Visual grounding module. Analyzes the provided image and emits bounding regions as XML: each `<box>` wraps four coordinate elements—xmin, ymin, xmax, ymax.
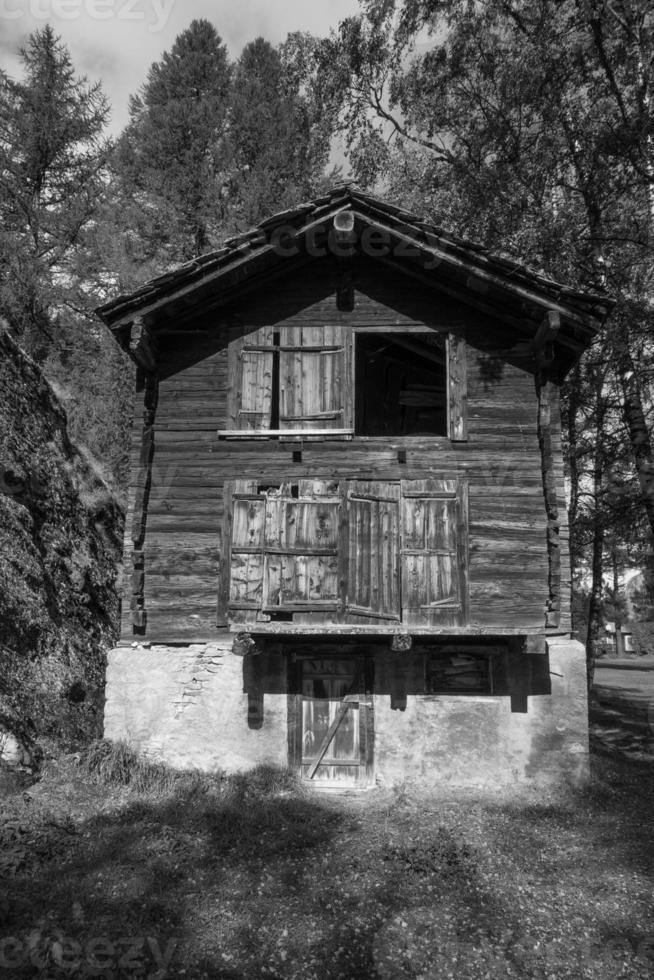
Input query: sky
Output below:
<box><xmin>0</xmin><ymin>0</ymin><xmax>361</xmax><ymax>135</ymax></box>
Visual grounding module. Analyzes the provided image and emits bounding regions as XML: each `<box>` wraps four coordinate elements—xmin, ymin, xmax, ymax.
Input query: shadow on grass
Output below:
<box><xmin>0</xmin><ymin>770</ymin><xmax>347</xmax><ymax>979</ymax></box>
<box><xmin>3</xmin><ymin>753</ymin><xmax>654</xmax><ymax>979</ymax></box>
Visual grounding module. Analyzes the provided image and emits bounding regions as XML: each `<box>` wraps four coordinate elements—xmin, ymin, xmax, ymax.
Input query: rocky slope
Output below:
<box><xmin>0</xmin><ymin>324</ymin><xmax>123</xmax><ymax>761</ymax></box>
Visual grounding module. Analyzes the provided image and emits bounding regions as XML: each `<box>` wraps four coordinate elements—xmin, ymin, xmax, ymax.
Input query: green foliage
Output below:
<box><xmin>80</xmin><ymin>740</ymin><xmax>301</xmax><ymax>802</ymax></box>
<box><xmin>114</xmin><ymin>19</ymin><xmax>231</xmax><ymax>262</ymax></box>
<box><xmin>81</xmin><ymin>740</ymin><xmax>179</xmax><ymax>794</ymax></box>
<box><xmin>323</xmin><ymin>0</ymin><xmax>654</xmax><ymax>648</ymax></box>
<box><xmin>0</xmin><ymin>25</ymin><xmax>110</xmax><ymax>349</ymax></box>
<box><xmin>105</xmin><ymin>23</ymin><xmax>338</xmax><ymax>279</ymax></box>
<box><xmin>627</xmin><ymin>619</ymin><xmax>654</xmax><ymax>656</ymax></box>
<box><xmin>225</xmin><ymin>36</ymin><xmax>336</xmax><ymax>228</ymax></box>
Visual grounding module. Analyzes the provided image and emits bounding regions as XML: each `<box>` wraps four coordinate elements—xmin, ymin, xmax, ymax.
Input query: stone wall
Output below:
<box><xmin>374</xmin><ymin>638</ymin><xmax>589</xmax><ymax>786</ymax></box>
<box><xmin>104</xmin><ymin>636</ymin><xmax>589</xmax><ymax>785</ymax></box>
<box><xmin>104</xmin><ymin>636</ymin><xmax>288</xmax><ymax>772</ymax></box>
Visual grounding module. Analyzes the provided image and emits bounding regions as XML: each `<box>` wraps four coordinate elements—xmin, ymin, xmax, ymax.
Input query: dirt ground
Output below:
<box><xmin>592</xmin><ymin>659</ymin><xmax>654</xmax><ymax>760</ymax></box>
<box><xmin>1</xmin><ymin>745</ymin><xmax>653</xmax><ymax>980</ymax></box>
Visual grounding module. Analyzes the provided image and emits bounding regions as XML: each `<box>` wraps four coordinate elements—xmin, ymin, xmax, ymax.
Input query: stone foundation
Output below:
<box><xmin>104</xmin><ymin>637</ymin><xmax>288</xmax><ymax>772</ymax></box>
<box><xmin>104</xmin><ymin>636</ymin><xmax>589</xmax><ymax>785</ymax></box>
<box><xmin>373</xmin><ymin>637</ymin><xmax>589</xmax><ymax>786</ymax></box>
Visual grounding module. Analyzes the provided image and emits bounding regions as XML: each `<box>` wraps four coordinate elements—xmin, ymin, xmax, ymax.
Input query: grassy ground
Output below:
<box><xmin>1</xmin><ymin>744</ymin><xmax>653</xmax><ymax>980</ymax></box>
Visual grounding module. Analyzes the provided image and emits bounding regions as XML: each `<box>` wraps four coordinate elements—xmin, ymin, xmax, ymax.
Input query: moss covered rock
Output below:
<box><xmin>0</xmin><ymin>325</ymin><xmax>123</xmax><ymax>747</ymax></box>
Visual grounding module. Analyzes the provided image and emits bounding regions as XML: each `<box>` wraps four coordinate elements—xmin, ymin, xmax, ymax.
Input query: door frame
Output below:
<box><xmin>287</xmin><ymin>648</ymin><xmax>374</xmax><ymax>788</ymax></box>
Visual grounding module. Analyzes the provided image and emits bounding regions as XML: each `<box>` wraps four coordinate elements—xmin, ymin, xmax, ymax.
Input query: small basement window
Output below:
<box><xmin>355</xmin><ymin>333</ymin><xmax>447</xmax><ymax>436</ymax></box>
<box><xmin>426</xmin><ymin>652</ymin><xmax>492</xmax><ymax>694</ymax></box>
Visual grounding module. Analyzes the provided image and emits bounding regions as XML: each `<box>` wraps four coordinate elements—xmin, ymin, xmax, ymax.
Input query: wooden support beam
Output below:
<box><xmin>536</xmin><ymin>371</ymin><xmax>561</xmax><ymax>629</ymax></box>
<box><xmin>229</xmin><ymin>624</ymin><xmax>547</xmax><ymax>637</ymax></box>
<box><xmin>130</xmin><ymin>373</ymin><xmax>158</xmax><ymax>634</ymax></box>
<box><xmin>386</xmin><ymin>333</ymin><xmax>447</xmax><ymax>366</ymax></box>
<box><xmin>447</xmin><ymin>333</ymin><xmax>468</xmax><ymax>442</ymax></box>
<box><xmin>129</xmin><ymin>316</ymin><xmax>158</xmax><ymax>372</ymax></box>
<box><xmin>361</xmin><ymin>215</ymin><xmax>596</xmax><ymax>331</ymax></box>
<box><xmin>534</xmin><ymin>311</ymin><xmax>561</xmax><ymax>367</ymax></box>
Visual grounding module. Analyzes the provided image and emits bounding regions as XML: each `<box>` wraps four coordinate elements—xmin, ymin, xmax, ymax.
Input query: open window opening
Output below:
<box><xmin>355</xmin><ymin>333</ymin><xmax>448</xmax><ymax>436</ymax></box>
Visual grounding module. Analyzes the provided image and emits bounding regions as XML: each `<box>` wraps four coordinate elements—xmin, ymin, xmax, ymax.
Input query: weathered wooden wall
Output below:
<box><xmin>119</xmin><ymin>257</ymin><xmax>570</xmax><ymax>642</ymax></box>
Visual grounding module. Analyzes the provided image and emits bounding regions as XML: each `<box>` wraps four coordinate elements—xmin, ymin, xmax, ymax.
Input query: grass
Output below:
<box><xmin>1</xmin><ymin>745</ymin><xmax>653</xmax><ymax>979</ymax></box>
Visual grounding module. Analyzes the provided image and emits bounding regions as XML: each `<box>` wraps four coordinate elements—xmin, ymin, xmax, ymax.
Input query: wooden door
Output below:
<box><xmin>299</xmin><ymin>657</ymin><xmax>372</xmax><ymax>786</ymax></box>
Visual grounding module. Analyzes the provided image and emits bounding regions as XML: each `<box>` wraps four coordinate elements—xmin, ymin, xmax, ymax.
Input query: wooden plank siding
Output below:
<box><xmin>119</xmin><ymin>257</ymin><xmax>571</xmax><ymax>642</ymax></box>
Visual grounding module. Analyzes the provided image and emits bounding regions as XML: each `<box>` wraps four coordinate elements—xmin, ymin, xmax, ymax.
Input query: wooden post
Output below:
<box><xmin>129</xmin><ymin>316</ymin><xmax>158</xmax><ymax>372</ymax></box>
<box><xmin>447</xmin><ymin>333</ymin><xmax>468</xmax><ymax>441</ymax></box>
<box><xmin>536</xmin><ymin>319</ymin><xmax>561</xmax><ymax>629</ymax></box>
<box><xmin>130</xmin><ymin>370</ymin><xmax>158</xmax><ymax>633</ymax></box>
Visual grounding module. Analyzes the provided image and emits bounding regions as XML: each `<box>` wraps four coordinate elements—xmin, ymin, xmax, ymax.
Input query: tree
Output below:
<box><xmin>319</xmin><ymin>0</ymin><xmax>654</xmax><ymax>680</ymax></box>
<box><xmin>109</xmin><ymin>25</ymin><xmax>338</xmax><ymax>275</ymax></box>
<box><xmin>114</xmin><ymin>19</ymin><xmax>231</xmax><ymax>263</ymax></box>
<box><xmin>0</xmin><ymin>25</ymin><xmax>110</xmax><ymax>352</ymax></box>
<box><xmin>224</xmin><ymin>36</ymin><xmax>336</xmax><ymax>228</ymax></box>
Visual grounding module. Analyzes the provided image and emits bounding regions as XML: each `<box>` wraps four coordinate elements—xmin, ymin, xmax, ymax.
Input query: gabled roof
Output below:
<box><xmin>96</xmin><ymin>185</ymin><xmax>614</xmax><ymax>375</ymax></box>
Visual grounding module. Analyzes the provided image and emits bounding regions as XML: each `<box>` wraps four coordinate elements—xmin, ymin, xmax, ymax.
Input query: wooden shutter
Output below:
<box><xmin>447</xmin><ymin>333</ymin><xmax>468</xmax><ymax>441</ymax></box>
<box><xmin>279</xmin><ymin>326</ymin><xmax>351</xmax><ymax>431</ymax></box>
<box><xmin>263</xmin><ymin>481</ymin><xmax>340</xmax><ymax>612</ymax></box>
<box><xmin>401</xmin><ymin>479</ymin><xmax>468</xmax><ymax>627</ymax></box>
<box><xmin>223</xmin><ymin>480</ymin><xmax>266</xmax><ymax>613</ymax></box>
<box><xmin>229</xmin><ymin>327</ymin><xmax>274</xmax><ymax>431</ymax></box>
<box><xmin>346</xmin><ymin>481</ymin><xmax>401</xmax><ymax>621</ymax></box>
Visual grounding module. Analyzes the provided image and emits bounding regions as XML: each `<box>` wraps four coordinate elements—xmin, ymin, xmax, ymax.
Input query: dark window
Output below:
<box><xmin>425</xmin><ymin>651</ymin><xmax>492</xmax><ymax>694</ymax></box>
<box><xmin>355</xmin><ymin>333</ymin><xmax>447</xmax><ymax>436</ymax></box>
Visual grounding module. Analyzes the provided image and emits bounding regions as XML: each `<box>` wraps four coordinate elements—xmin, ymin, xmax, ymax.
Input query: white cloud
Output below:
<box><xmin>0</xmin><ymin>0</ymin><xmax>360</xmax><ymax>133</ymax></box>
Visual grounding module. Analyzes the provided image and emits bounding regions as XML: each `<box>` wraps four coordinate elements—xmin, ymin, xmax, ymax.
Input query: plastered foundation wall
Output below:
<box><xmin>104</xmin><ymin>637</ymin><xmax>288</xmax><ymax>772</ymax></box>
<box><xmin>373</xmin><ymin>638</ymin><xmax>589</xmax><ymax>786</ymax></box>
<box><xmin>104</xmin><ymin>637</ymin><xmax>589</xmax><ymax>785</ymax></box>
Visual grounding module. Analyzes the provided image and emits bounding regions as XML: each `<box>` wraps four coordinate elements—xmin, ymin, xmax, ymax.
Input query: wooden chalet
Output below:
<box><xmin>97</xmin><ymin>187</ymin><xmax>612</xmax><ymax>788</ymax></box>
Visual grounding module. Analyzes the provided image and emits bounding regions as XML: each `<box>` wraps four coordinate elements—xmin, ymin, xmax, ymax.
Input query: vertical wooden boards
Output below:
<box><xmin>298</xmin><ymin>655</ymin><xmax>371</xmax><ymax>786</ymax></box>
<box><xmin>228</xmin><ymin>481</ymin><xmax>266</xmax><ymax>610</ymax></box>
<box><xmin>228</xmin><ymin>327</ymin><xmax>274</xmax><ymax>430</ymax></box>
<box><xmin>400</xmin><ymin>479</ymin><xmax>468</xmax><ymax>628</ymax></box>
<box><xmin>221</xmin><ymin>477</ymin><xmax>469</xmax><ymax>628</ymax></box>
<box><xmin>279</xmin><ymin>325</ymin><xmax>346</xmax><ymax>430</ymax></box>
<box><xmin>346</xmin><ymin>481</ymin><xmax>401</xmax><ymax>621</ymax></box>
<box><xmin>226</xmin><ymin>324</ymin><xmax>352</xmax><ymax>433</ymax></box>
<box><xmin>267</xmin><ymin>481</ymin><xmax>340</xmax><ymax>611</ymax></box>
<box><xmin>447</xmin><ymin>333</ymin><xmax>468</xmax><ymax>441</ymax></box>
<box><xmin>222</xmin><ymin>480</ymin><xmax>341</xmax><ymax>618</ymax></box>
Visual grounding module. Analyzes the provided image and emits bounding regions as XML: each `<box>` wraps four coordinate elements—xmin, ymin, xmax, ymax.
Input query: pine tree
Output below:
<box><xmin>225</xmin><ymin>36</ymin><xmax>335</xmax><ymax>227</ymax></box>
<box><xmin>114</xmin><ymin>19</ymin><xmax>231</xmax><ymax>262</ymax></box>
<box><xmin>0</xmin><ymin>25</ymin><xmax>110</xmax><ymax>352</ymax></box>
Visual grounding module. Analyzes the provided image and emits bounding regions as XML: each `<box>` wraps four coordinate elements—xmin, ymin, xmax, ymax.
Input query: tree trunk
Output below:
<box><xmin>585</xmin><ymin>385</ymin><xmax>606</xmax><ymax>689</ymax></box>
<box><xmin>586</xmin><ymin>511</ymin><xmax>604</xmax><ymax>688</ymax></box>
<box><xmin>612</xmin><ymin>321</ymin><xmax>654</xmax><ymax>540</ymax></box>
<box><xmin>563</xmin><ymin>365</ymin><xmax>581</xmax><ymax>570</ymax></box>
<box><xmin>612</xmin><ymin>547</ymin><xmax>624</xmax><ymax>658</ymax></box>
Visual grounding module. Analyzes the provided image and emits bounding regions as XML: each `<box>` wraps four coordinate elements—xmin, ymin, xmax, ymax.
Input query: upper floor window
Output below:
<box><xmin>224</xmin><ymin>326</ymin><xmax>467</xmax><ymax>440</ymax></box>
<box><xmin>355</xmin><ymin>333</ymin><xmax>447</xmax><ymax>436</ymax></box>
<box><xmin>226</xmin><ymin>325</ymin><xmax>352</xmax><ymax>435</ymax></box>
